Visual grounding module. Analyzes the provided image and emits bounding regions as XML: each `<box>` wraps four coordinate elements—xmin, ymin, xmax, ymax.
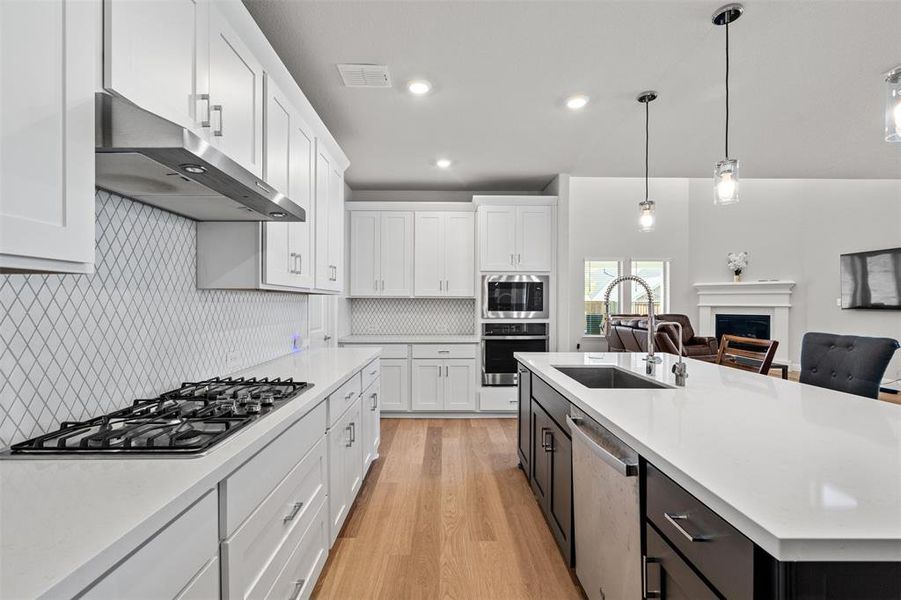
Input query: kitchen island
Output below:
<box><xmin>515</xmin><ymin>352</ymin><xmax>901</xmax><ymax>599</ymax></box>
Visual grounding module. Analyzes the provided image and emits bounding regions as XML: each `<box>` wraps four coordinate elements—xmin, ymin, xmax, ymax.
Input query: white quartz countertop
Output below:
<box><xmin>339</xmin><ymin>334</ymin><xmax>479</xmax><ymax>344</ymax></box>
<box><xmin>0</xmin><ymin>347</ymin><xmax>380</xmax><ymax>600</ymax></box>
<box><xmin>514</xmin><ymin>352</ymin><xmax>901</xmax><ymax>562</ymax></box>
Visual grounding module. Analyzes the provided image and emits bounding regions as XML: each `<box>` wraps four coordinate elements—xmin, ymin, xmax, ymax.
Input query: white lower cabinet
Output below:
<box><xmin>361</xmin><ymin>377</ymin><xmax>381</xmax><ymax>472</ymax></box>
<box><xmin>380</xmin><ymin>358</ymin><xmax>411</xmax><ymax>412</ymax></box>
<box><xmin>262</xmin><ymin>499</ymin><xmax>329</xmax><ymax>600</ymax></box>
<box><xmin>411</xmin><ymin>358</ymin><xmax>477</xmax><ymax>412</ymax></box>
<box><xmin>328</xmin><ymin>395</ymin><xmax>363</xmax><ymax>545</ymax></box>
<box><xmin>82</xmin><ymin>491</ymin><xmax>218</xmax><ymax>599</ymax></box>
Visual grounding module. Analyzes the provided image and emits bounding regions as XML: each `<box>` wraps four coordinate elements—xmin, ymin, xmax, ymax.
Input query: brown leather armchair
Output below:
<box><xmin>605</xmin><ymin>313</ymin><xmax>718</xmax><ymax>359</ymax></box>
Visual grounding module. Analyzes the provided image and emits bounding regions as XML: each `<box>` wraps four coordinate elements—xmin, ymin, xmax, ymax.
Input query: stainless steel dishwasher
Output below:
<box><xmin>567</xmin><ymin>406</ymin><xmax>641</xmax><ymax>600</ymax></box>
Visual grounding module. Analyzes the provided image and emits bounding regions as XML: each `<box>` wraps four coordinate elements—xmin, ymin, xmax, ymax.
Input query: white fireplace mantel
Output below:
<box><xmin>694</xmin><ymin>281</ymin><xmax>795</xmax><ymax>364</ymax></box>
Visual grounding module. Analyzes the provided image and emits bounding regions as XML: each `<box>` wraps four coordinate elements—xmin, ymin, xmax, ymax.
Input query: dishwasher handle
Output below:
<box><xmin>566</xmin><ymin>415</ymin><xmax>638</xmax><ymax>477</ymax></box>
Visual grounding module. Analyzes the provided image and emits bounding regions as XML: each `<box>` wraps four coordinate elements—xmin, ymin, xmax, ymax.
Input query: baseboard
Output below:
<box><xmin>381</xmin><ymin>412</ymin><xmax>516</xmax><ymax>419</ymax></box>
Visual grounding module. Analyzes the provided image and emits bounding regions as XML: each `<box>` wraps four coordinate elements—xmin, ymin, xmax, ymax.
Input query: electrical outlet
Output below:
<box><xmin>225</xmin><ymin>349</ymin><xmax>241</xmax><ymax>373</ymax></box>
<box><xmin>835</xmin><ymin>298</ymin><xmax>842</xmax><ymax>307</ymax></box>
<box><xmin>291</xmin><ymin>333</ymin><xmax>302</xmax><ymax>352</ymax></box>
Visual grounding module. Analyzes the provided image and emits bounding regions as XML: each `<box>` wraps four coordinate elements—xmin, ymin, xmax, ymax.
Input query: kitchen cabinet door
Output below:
<box><xmin>379</xmin><ymin>212</ymin><xmax>414</xmax><ymax>296</ymax></box>
<box><xmin>345</xmin><ymin>399</ymin><xmax>364</xmax><ymax>500</ymax></box>
<box><xmin>443</xmin><ymin>212</ymin><xmax>475</xmax><ymax>296</ymax></box>
<box><xmin>262</xmin><ymin>77</ymin><xmax>293</xmax><ymax>288</ymax></box>
<box><xmin>516</xmin><ymin>205</ymin><xmax>552</xmax><ymax>271</ymax></box>
<box><xmin>645</xmin><ymin>525</ymin><xmax>719</xmax><ymax>600</ymax></box>
<box><xmin>413</xmin><ymin>212</ymin><xmax>443</xmax><ymax>296</ymax></box>
<box><xmin>444</xmin><ymin>360</ymin><xmax>477</xmax><ymax>411</ymax></box>
<box><xmin>0</xmin><ymin>0</ymin><xmax>95</xmax><ymax>274</ymax></box>
<box><xmin>530</xmin><ymin>404</ymin><xmax>551</xmax><ymax>507</ymax></box>
<box><xmin>350</xmin><ymin>211</ymin><xmax>380</xmax><ymax>296</ymax></box>
<box><xmin>547</xmin><ymin>420</ymin><xmax>573</xmax><ymax>565</ymax></box>
<box><xmin>479</xmin><ymin>205</ymin><xmax>517</xmax><ymax>271</ymax></box>
<box><xmin>314</xmin><ymin>146</ymin><xmax>333</xmax><ymax>289</ymax></box>
<box><xmin>411</xmin><ymin>360</ymin><xmax>443</xmax><ymax>411</ymax></box>
<box><xmin>327</xmin><ymin>410</ymin><xmax>350</xmax><ymax>544</ymax></box>
<box><xmin>517</xmin><ymin>365</ymin><xmax>531</xmax><ymax>476</ymax></box>
<box><xmin>328</xmin><ymin>166</ymin><xmax>345</xmax><ymax>292</ymax></box>
<box><xmin>379</xmin><ymin>359</ymin><xmax>409</xmax><ymax>412</ymax></box>
<box><xmin>288</xmin><ymin>116</ymin><xmax>316</xmax><ymax>289</ymax></box>
<box><xmin>209</xmin><ymin>5</ymin><xmax>263</xmax><ymax>176</ymax></box>
<box><xmin>362</xmin><ymin>378</ymin><xmax>381</xmax><ymax>472</ymax></box>
<box><xmin>104</xmin><ymin>0</ymin><xmax>208</xmax><ymax>134</ymax></box>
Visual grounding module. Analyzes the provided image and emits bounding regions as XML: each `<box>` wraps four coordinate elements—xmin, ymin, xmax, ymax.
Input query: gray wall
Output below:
<box><xmin>0</xmin><ymin>191</ymin><xmax>308</xmax><ymax>448</ymax></box>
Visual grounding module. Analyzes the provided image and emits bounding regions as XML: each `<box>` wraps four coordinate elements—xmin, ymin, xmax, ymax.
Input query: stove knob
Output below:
<box><xmin>260</xmin><ymin>391</ymin><xmax>275</xmax><ymax>406</ymax></box>
<box><xmin>245</xmin><ymin>400</ymin><xmax>262</xmax><ymax>414</ymax></box>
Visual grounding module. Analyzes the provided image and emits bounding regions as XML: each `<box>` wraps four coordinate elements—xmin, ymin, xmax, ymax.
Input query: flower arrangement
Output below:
<box><xmin>727</xmin><ymin>252</ymin><xmax>749</xmax><ymax>281</ymax></box>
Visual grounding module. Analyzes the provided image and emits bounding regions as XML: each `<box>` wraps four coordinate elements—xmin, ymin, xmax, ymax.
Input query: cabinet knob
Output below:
<box><xmin>211</xmin><ymin>104</ymin><xmax>223</xmax><ymax>136</ymax></box>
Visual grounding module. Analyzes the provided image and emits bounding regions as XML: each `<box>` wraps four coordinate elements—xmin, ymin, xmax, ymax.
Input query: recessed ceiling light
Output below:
<box><xmin>565</xmin><ymin>95</ymin><xmax>589</xmax><ymax>110</ymax></box>
<box><xmin>435</xmin><ymin>158</ymin><xmax>452</xmax><ymax>169</ymax></box>
<box><xmin>407</xmin><ymin>80</ymin><xmax>432</xmax><ymax>95</ymax></box>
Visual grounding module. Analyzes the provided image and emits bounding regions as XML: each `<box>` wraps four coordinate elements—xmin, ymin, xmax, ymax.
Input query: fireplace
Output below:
<box><xmin>716</xmin><ymin>314</ymin><xmax>771</xmax><ymax>341</ymax></box>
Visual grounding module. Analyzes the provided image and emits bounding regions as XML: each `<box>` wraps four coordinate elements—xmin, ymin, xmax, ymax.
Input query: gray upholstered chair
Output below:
<box><xmin>799</xmin><ymin>332</ymin><xmax>899</xmax><ymax>399</ymax></box>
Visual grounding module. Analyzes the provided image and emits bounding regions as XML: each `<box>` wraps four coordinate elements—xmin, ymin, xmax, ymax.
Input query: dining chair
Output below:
<box><xmin>799</xmin><ymin>332</ymin><xmax>899</xmax><ymax>399</ymax></box>
<box><xmin>715</xmin><ymin>335</ymin><xmax>779</xmax><ymax>375</ymax></box>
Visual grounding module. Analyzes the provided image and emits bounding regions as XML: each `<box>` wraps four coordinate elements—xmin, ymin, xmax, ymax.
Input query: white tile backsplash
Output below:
<box><xmin>350</xmin><ymin>297</ymin><xmax>475</xmax><ymax>335</ymax></box>
<box><xmin>0</xmin><ymin>190</ymin><xmax>307</xmax><ymax>448</ymax></box>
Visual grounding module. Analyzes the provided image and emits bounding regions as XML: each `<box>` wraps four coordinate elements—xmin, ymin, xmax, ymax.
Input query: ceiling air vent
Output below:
<box><xmin>337</xmin><ymin>64</ymin><xmax>392</xmax><ymax>88</ymax></box>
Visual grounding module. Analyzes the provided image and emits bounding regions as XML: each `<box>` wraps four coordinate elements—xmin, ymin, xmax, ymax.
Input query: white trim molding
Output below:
<box><xmin>694</xmin><ymin>281</ymin><xmax>795</xmax><ymax>365</ymax></box>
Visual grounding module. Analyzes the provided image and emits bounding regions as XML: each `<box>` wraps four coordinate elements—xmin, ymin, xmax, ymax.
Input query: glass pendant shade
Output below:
<box><xmin>886</xmin><ymin>68</ymin><xmax>901</xmax><ymax>143</ymax></box>
<box><xmin>714</xmin><ymin>158</ymin><xmax>740</xmax><ymax>205</ymax></box>
<box><xmin>638</xmin><ymin>199</ymin><xmax>656</xmax><ymax>232</ymax></box>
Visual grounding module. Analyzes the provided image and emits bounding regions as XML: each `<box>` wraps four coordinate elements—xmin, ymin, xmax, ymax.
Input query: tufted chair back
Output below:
<box><xmin>799</xmin><ymin>332</ymin><xmax>899</xmax><ymax>399</ymax></box>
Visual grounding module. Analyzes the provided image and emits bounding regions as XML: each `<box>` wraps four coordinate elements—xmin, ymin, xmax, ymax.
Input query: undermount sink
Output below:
<box><xmin>554</xmin><ymin>366</ymin><xmax>670</xmax><ymax>389</ymax></box>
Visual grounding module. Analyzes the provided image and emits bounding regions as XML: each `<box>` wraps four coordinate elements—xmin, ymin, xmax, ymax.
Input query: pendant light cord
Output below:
<box><xmin>725</xmin><ymin>20</ymin><xmax>730</xmax><ymax>158</ymax></box>
<box><xmin>645</xmin><ymin>99</ymin><xmax>650</xmax><ymax>202</ymax></box>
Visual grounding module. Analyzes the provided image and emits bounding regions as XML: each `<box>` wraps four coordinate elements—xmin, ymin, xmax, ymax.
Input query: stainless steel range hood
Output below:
<box><xmin>95</xmin><ymin>93</ymin><xmax>305</xmax><ymax>222</ymax></box>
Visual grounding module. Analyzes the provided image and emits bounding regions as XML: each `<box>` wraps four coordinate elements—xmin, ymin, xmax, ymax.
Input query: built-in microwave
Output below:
<box><xmin>482</xmin><ymin>274</ymin><xmax>549</xmax><ymax>319</ymax></box>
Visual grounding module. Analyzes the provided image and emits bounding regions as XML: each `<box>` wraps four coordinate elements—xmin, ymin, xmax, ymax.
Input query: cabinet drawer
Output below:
<box><xmin>411</xmin><ymin>344</ymin><xmax>477</xmax><ymax>359</ymax></box>
<box><xmin>328</xmin><ymin>371</ymin><xmax>362</xmax><ymax>426</ymax></box>
<box><xmin>222</xmin><ymin>401</ymin><xmax>327</xmax><ymax>536</ymax></box>
<box><xmin>223</xmin><ymin>437</ymin><xmax>327</xmax><ymax>599</ymax></box>
<box><xmin>83</xmin><ymin>491</ymin><xmax>217</xmax><ymax>599</ymax></box>
<box><xmin>342</xmin><ymin>343</ymin><xmax>408</xmax><ymax>359</ymax></box>
<box><xmin>530</xmin><ymin>374</ymin><xmax>571</xmax><ymax>434</ymax></box>
<box><xmin>479</xmin><ymin>387</ymin><xmax>518</xmax><ymax>412</ymax></box>
<box><xmin>645</xmin><ymin>463</ymin><xmax>753</xmax><ymax>600</ymax></box>
<box><xmin>261</xmin><ymin>496</ymin><xmax>329</xmax><ymax>600</ymax></box>
<box><xmin>645</xmin><ymin>523</ymin><xmax>718</xmax><ymax>599</ymax></box>
<box><xmin>361</xmin><ymin>359</ymin><xmax>380</xmax><ymax>391</ymax></box>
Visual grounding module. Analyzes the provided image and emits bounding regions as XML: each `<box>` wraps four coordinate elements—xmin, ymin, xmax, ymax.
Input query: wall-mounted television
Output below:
<box><xmin>840</xmin><ymin>247</ymin><xmax>901</xmax><ymax>310</ymax></box>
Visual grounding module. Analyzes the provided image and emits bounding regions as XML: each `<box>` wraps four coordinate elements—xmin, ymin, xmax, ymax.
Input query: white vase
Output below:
<box><xmin>733</xmin><ymin>274</ymin><xmax>741</xmax><ymax>282</ymax></box>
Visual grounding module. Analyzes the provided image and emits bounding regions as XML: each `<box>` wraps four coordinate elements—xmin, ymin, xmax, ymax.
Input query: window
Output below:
<box><xmin>584</xmin><ymin>258</ymin><xmax>671</xmax><ymax>335</ymax></box>
<box><xmin>630</xmin><ymin>260</ymin><xmax>669</xmax><ymax>316</ymax></box>
<box><xmin>584</xmin><ymin>260</ymin><xmax>622</xmax><ymax>335</ymax></box>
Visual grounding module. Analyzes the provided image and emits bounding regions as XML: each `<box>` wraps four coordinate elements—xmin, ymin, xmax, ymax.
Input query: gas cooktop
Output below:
<box><xmin>9</xmin><ymin>377</ymin><xmax>313</xmax><ymax>456</ymax></box>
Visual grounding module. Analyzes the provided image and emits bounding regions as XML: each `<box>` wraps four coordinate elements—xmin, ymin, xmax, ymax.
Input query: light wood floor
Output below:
<box><xmin>312</xmin><ymin>418</ymin><xmax>584</xmax><ymax>600</ymax></box>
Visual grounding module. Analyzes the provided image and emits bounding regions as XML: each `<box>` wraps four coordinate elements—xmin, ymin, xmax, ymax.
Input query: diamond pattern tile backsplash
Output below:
<box><xmin>350</xmin><ymin>298</ymin><xmax>475</xmax><ymax>335</ymax></box>
<box><xmin>0</xmin><ymin>190</ymin><xmax>307</xmax><ymax>448</ymax></box>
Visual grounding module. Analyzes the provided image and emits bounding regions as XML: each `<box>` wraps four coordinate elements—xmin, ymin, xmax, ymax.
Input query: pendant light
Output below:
<box><xmin>712</xmin><ymin>3</ymin><xmax>743</xmax><ymax>205</ymax></box>
<box><xmin>886</xmin><ymin>65</ymin><xmax>901</xmax><ymax>143</ymax></box>
<box><xmin>637</xmin><ymin>91</ymin><xmax>658</xmax><ymax>232</ymax></box>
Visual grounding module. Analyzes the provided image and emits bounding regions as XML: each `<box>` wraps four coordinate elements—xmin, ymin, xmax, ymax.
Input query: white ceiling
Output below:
<box><xmin>243</xmin><ymin>0</ymin><xmax>901</xmax><ymax>191</ymax></box>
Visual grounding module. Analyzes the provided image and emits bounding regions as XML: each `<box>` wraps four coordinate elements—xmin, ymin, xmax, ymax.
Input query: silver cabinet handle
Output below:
<box><xmin>374</xmin><ymin>278</ymin><xmax>379</xmax><ymax>291</ymax></box>
<box><xmin>381</xmin><ymin>279</ymin><xmax>385</xmax><ymax>291</ymax></box>
<box><xmin>439</xmin><ymin>279</ymin><xmax>443</xmax><ymax>292</ymax></box>
<box><xmin>369</xmin><ymin>368</ymin><xmax>378</xmax><ymax>376</ymax></box>
<box><xmin>643</xmin><ymin>556</ymin><xmax>662</xmax><ymax>599</ymax></box>
<box><xmin>438</xmin><ymin>350</ymin><xmax>450</xmax><ymax>354</ymax></box>
<box><xmin>543</xmin><ymin>429</ymin><xmax>554</xmax><ymax>452</ymax></box>
<box><xmin>566</xmin><ymin>415</ymin><xmax>638</xmax><ymax>476</ymax></box>
<box><xmin>371</xmin><ymin>392</ymin><xmax>378</xmax><ymax>411</ymax></box>
<box><xmin>289</xmin><ymin>252</ymin><xmax>297</xmax><ymax>273</ymax></box>
<box><xmin>350</xmin><ymin>422</ymin><xmax>356</xmax><ymax>444</ymax></box>
<box><xmin>445</xmin><ymin>279</ymin><xmax>449</xmax><ymax>292</ymax></box>
<box><xmin>211</xmin><ymin>104</ymin><xmax>223</xmax><ymax>136</ymax></box>
<box><xmin>510</xmin><ymin>253</ymin><xmax>515</xmax><ymax>265</ymax></box>
<box><xmin>283</xmin><ymin>501</ymin><xmax>304</xmax><ymax>523</ymax></box>
<box><xmin>199</xmin><ymin>93</ymin><xmax>211</xmax><ymax>127</ymax></box>
<box><xmin>517</xmin><ymin>253</ymin><xmax>521</xmax><ymax>264</ymax></box>
<box><xmin>438</xmin><ymin>365</ymin><xmax>442</xmax><ymax>377</ymax></box>
<box><xmin>508</xmin><ymin>398</ymin><xmax>518</xmax><ymax>403</ymax></box>
<box><xmin>663</xmin><ymin>512</ymin><xmax>709</xmax><ymax>542</ymax></box>
<box><xmin>297</xmin><ymin>253</ymin><xmax>302</xmax><ymax>274</ymax></box>
<box><xmin>344</xmin><ymin>391</ymin><xmax>354</xmax><ymax>400</ymax></box>
<box><xmin>290</xmin><ymin>579</ymin><xmax>306</xmax><ymax>600</ymax></box>
<box><xmin>445</xmin><ymin>365</ymin><xmax>449</xmax><ymax>377</ymax></box>
<box><xmin>345</xmin><ymin>424</ymin><xmax>353</xmax><ymax>447</ymax></box>
<box><xmin>324</xmin><ymin>334</ymin><xmax>332</xmax><ymax>341</ymax></box>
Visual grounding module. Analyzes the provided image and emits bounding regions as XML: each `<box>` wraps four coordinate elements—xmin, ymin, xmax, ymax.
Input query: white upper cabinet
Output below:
<box><xmin>478</xmin><ymin>204</ymin><xmax>553</xmax><ymax>272</ymax></box>
<box><xmin>0</xmin><ymin>0</ymin><xmax>96</xmax><ymax>274</ymax></box>
<box><xmin>478</xmin><ymin>205</ymin><xmax>517</xmax><ymax>271</ymax></box>
<box><xmin>208</xmin><ymin>5</ymin><xmax>264</xmax><ymax>177</ymax></box>
<box><xmin>414</xmin><ymin>212</ymin><xmax>474</xmax><ymax>297</ymax></box>
<box><xmin>104</xmin><ymin>0</ymin><xmax>209</xmax><ymax>134</ymax></box>
<box><xmin>262</xmin><ymin>76</ymin><xmax>314</xmax><ymax>289</ymax></box>
<box><xmin>349</xmin><ymin>212</ymin><xmax>413</xmax><ymax>297</ymax></box>
<box><xmin>315</xmin><ymin>145</ymin><xmax>345</xmax><ymax>293</ymax></box>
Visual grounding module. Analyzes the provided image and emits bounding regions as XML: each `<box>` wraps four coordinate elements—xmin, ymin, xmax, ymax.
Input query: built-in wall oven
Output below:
<box><xmin>482</xmin><ymin>323</ymin><xmax>548</xmax><ymax>386</ymax></box>
<box><xmin>482</xmin><ymin>274</ymin><xmax>549</xmax><ymax>319</ymax></box>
